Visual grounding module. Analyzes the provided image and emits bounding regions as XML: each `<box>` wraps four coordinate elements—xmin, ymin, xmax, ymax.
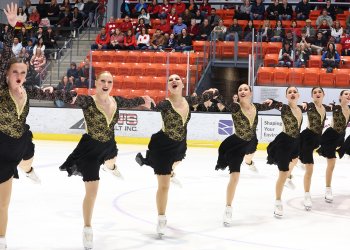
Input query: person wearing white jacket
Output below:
<box><xmin>331</xmin><ymin>20</ymin><xmax>344</xmax><ymax>43</ymax></box>
<box><xmin>137</xmin><ymin>27</ymin><xmax>150</xmax><ymax>50</ymax></box>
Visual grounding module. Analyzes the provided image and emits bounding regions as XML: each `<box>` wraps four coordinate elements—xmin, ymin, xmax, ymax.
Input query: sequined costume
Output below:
<box><xmin>59</xmin><ymin>95</ymin><xmax>145</xmax><ymax>181</ymax></box>
<box><xmin>267</xmin><ymin>104</ymin><xmax>305</xmax><ymax>172</ymax></box>
<box><xmin>0</xmin><ymin>26</ymin><xmax>74</xmax><ymax>183</ymax></box>
<box><xmin>299</xmin><ymin>103</ymin><xmax>332</xmax><ymax>164</ymax></box>
<box><xmin>139</xmin><ymin>93</ymin><xmax>212</xmax><ymax>175</ymax></box>
<box><xmin>317</xmin><ymin>105</ymin><xmax>350</xmax><ymax>159</ymax></box>
<box><xmin>215</xmin><ymin>102</ymin><xmax>275</xmax><ymax>173</ymax></box>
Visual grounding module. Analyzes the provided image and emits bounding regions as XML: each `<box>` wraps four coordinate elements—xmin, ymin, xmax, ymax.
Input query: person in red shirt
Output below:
<box><xmin>147</xmin><ymin>0</ymin><xmax>161</xmax><ymax>18</ymax></box>
<box><xmin>119</xmin><ymin>15</ymin><xmax>133</xmax><ymax>33</ymax></box>
<box><xmin>167</xmin><ymin>8</ymin><xmax>178</xmax><ymax>27</ymax></box>
<box><xmin>91</xmin><ymin>27</ymin><xmax>110</xmax><ymax>50</ymax></box>
<box><xmin>159</xmin><ymin>0</ymin><xmax>172</xmax><ymax>19</ymax></box>
<box><xmin>200</xmin><ymin>0</ymin><xmax>211</xmax><ymax>16</ymax></box>
<box><xmin>341</xmin><ymin>32</ymin><xmax>350</xmax><ymax>56</ymax></box>
<box><xmin>174</xmin><ymin>0</ymin><xmax>186</xmax><ymax>16</ymax></box>
<box><xmin>155</xmin><ymin>17</ymin><xmax>171</xmax><ymax>34</ymax></box>
<box><xmin>188</xmin><ymin>18</ymin><xmax>199</xmax><ymax>40</ymax></box>
<box><xmin>124</xmin><ymin>29</ymin><xmax>136</xmax><ymax>50</ymax></box>
<box><xmin>105</xmin><ymin>16</ymin><xmax>118</xmax><ymax>35</ymax></box>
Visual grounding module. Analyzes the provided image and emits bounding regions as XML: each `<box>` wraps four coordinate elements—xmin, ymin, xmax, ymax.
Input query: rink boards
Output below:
<box><xmin>27</xmin><ymin>107</ymin><xmax>350</xmax><ymax>148</ymax></box>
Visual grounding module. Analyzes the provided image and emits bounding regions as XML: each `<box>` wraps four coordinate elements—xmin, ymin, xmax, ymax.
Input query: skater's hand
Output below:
<box><xmin>301</xmin><ymin>102</ymin><xmax>308</xmax><ymax>110</ymax></box>
<box><xmin>217</xmin><ymin>102</ymin><xmax>225</xmax><ymax>111</ymax></box>
<box><xmin>142</xmin><ymin>95</ymin><xmax>155</xmax><ymax>109</ymax></box>
<box><xmin>4</xmin><ymin>2</ymin><xmax>18</xmax><ymax>28</ymax></box>
<box><xmin>71</xmin><ymin>96</ymin><xmax>77</xmax><ymax>104</ymax></box>
<box><xmin>42</xmin><ymin>86</ymin><xmax>54</xmax><ymax>93</ymax></box>
<box><xmin>263</xmin><ymin>99</ymin><xmax>273</xmax><ymax>106</ymax></box>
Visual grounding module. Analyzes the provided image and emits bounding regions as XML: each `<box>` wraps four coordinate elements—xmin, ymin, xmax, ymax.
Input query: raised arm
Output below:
<box><xmin>185</xmin><ymin>88</ymin><xmax>218</xmax><ymax>107</ymax></box>
<box><xmin>26</xmin><ymin>86</ymin><xmax>76</xmax><ymax>103</ymax></box>
<box><xmin>255</xmin><ymin>99</ymin><xmax>281</xmax><ymax>112</ymax></box>
<box><xmin>114</xmin><ymin>96</ymin><xmax>146</xmax><ymax>109</ymax></box>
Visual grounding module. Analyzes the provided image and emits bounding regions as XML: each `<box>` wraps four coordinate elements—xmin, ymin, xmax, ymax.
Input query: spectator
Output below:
<box><xmin>24</xmin><ymin>0</ymin><xmax>34</xmax><ymax>17</ymax></box>
<box><xmin>138</xmin><ymin>8</ymin><xmax>151</xmax><ymax>25</ymax></box>
<box><xmin>322</xmin><ymin>42</ymin><xmax>340</xmax><ymax>69</ymax></box>
<box><xmin>105</xmin><ymin>16</ymin><xmax>118</xmax><ymax>34</ymax></box>
<box><xmin>317</xmin><ymin>19</ymin><xmax>331</xmax><ymax>39</ymax></box>
<box><xmin>346</xmin><ymin>14</ymin><xmax>350</xmax><ymax>34</ymax></box>
<box><xmin>288</xmin><ymin>20</ymin><xmax>301</xmax><ymax>38</ymax></box>
<box><xmin>341</xmin><ymin>31</ymin><xmax>350</xmax><ymax>56</ymax></box>
<box><xmin>175</xmin><ymin>0</ymin><xmax>186</xmax><ymax>16</ymax></box>
<box><xmin>119</xmin><ymin>15</ymin><xmax>133</xmax><ymax>33</ymax></box>
<box><xmin>71</xmin><ymin>6</ymin><xmax>83</xmax><ymax>35</ymax></box>
<box><xmin>137</xmin><ymin>27</ymin><xmax>150</xmax><ymax>50</ymax></box>
<box><xmin>58</xmin><ymin>7</ymin><xmax>72</xmax><ymax>28</ymax></box>
<box><xmin>155</xmin><ymin>18</ymin><xmax>171</xmax><ymax>35</ymax></box>
<box><xmin>181</xmin><ymin>9</ymin><xmax>193</xmax><ymax>27</ymax></box>
<box><xmin>120</xmin><ymin>0</ymin><xmax>131</xmax><ymax>18</ymax></box>
<box><xmin>18</xmin><ymin>27</ymin><xmax>29</xmax><ymax>47</ymax></box>
<box><xmin>331</xmin><ymin>20</ymin><xmax>344</xmax><ymax>43</ymax></box>
<box><xmin>199</xmin><ymin>0</ymin><xmax>211</xmax><ymax>16</ymax></box>
<box><xmin>164</xmin><ymin>33</ymin><xmax>177</xmax><ymax>51</ymax></box>
<box><xmin>91</xmin><ymin>27</ymin><xmax>110</xmax><ymax>50</ymax></box>
<box><xmin>135</xmin><ymin>18</ymin><xmax>149</xmax><ymax>38</ymax></box>
<box><xmin>79</xmin><ymin>58</ymin><xmax>96</xmax><ymax>85</ymax></box>
<box><xmin>159</xmin><ymin>0</ymin><xmax>172</xmax><ymax>19</ymax></box>
<box><xmin>212</xmin><ymin>19</ymin><xmax>227</xmax><ymax>41</ymax></box>
<box><xmin>294</xmin><ymin>43</ymin><xmax>311</xmax><ymax>67</ymax></box>
<box><xmin>235</xmin><ymin>0</ymin><xmax>251</xmax><ymax>20</ymax></box>
<box><xmin>209</xmin><ymin>8</ymin><xmax>220</xmax><ymax>28</ymax></box>
<box><xmin>173</xmin><ymin>17</ymin><xmax>187</xmax><ymax>36</ymax></box>
<box><xmin>16</xmin><ymin>7</ymin><xmax>27</xmax><ymax>29</ymax></box>
<box><xmin>37</xmin><ymin>0</ymin><xmax>48</xmax><ymax>19</ymax></box>
<box><xmin>147</xmin><ymin>0</ymin><xmax>160</xmax><ymax>19</ymax></box>
<box><xmin>108</xmin><ymin>28</ymin><xmax>125</xmax><ymax>50</ymax></box>
<box><xmin>194</xmin><ymin>9</ymin><xmax>204</xmax><ymax>25</ymax></box>
<box><xmin>243</xmin><ymin>20</ymin><xmax>254</xmax><ymax>41</ymax></box>
<box><xmin>28</xmin><ymin>7</ymin><xmax>40</xmax><ymax>27</ymax></box>
<box><xmin>266</xmin><ymin>0</ymin><xmax>279</xmax><ymax>20</ymax></box>
<box><xmin>25</xmin><ymin>39</ymin><xmax>34</xmax><ymax>59</ymax></box>
<box><xmin>225</xmin><ymin>18</ymin><xmax>243</xmax><ymax>41</ymax></box>
<box><xmin>75</xmin><ymin>0</ymin><xmax>85</xmax><ymax>13</ymax></box>
<box><xmin>149</xmin><ymin>29</ymin><xmax>165</xmax><ymax>51</ymax></box>
<box><xmin>83</xmin><ymin>0</ymin><xmax>98</xmax><ymax>27</ymax></box>
<box><xmin>47</xmin><ymin>0</ymin><xmax>60</xmax><ymax>25</ymax></box>
<box><xmin>188</xmin><ymin>18</ymin><xmax>199</xmax><ymax>40</ymax></box>
<box><xmin>259</xmin><ymin>20</ymin><xmax>273</xmax><ymax>42</ymax></box>
<box><xmin>316</xmin><ymin>9</ymin><xmax>333</xmax><ymax>28</ymax></box>
<box><xmin>197</xmin><ymin>18</ymin><xmax>211</xmax><ymax>40</ymax></box>
<box><xmin>278</xmin><ymin>0</ymin><xmax>293</xmax><ymax>20</ymax></box>
<box><xmin>187</xmin><ymin>0</ymin><xmax>198</xmax><ymax>15</ymax></box>
<box><xmin>75</xmin><ymin>76</ymin><xmax>89</xmax><ymax>88</ymax></box>
<box><xmin>312</xmin><ymin>31</ymin><xmax>327</xmax><ymax>55</ymax></box>
<box><xmin>134</xmin><ymin>0</ymin><xmax>148</xmax><ymax>16</ymax></box>
<box><xmin>18</xmin><ymin>47</ymin><xmax>28</xmax><ymax>60</ymax></box>
<box><xmin>33</xmin><ymin>37</ymin><xmax>46</xmax><ymax>56</ymax></box>
<box><xmin>44</xmin><ymin>26</ymin><xmax>58</xmax><ymax>52</ymax></box>
<box><xmin>323</xmin><ymin>0</ymin><xmax>336</xmax><ymax>21</ymax></box>
<box><xmin>295</xmin><ymin>0</ymin><xmax>311</xmax><ymax>20</ymax></box>
<box><xmin>175</xmin><ymin>28</ymin><xmax>192</xmax><ymax>51</ymax></box>
<box><xmin>57</xmin><ymin>76</ymin><xmax>74</xmax><ymax>91</ymax></box>
<box><xmin>250</xmin><ymin>0</ymin><xmax>265</xmax><ymax>20</ymax></box>
<box><xmin>302</xmin><ymin>19</ymin><xmax>316</xmax><ymax>41</ymax></box>
<box><xmin>278</xmin><ymin>42</ymin><xmax>294</xmax><ymax>67</ymax></box>
<box><xmin>35</xmin><ymin>27</ymin><xmax>44</xmax><ymax>42</ymax></box>
<box><xmin>167</xmin><ymin>8</ymin><xmax>178</xmax><ymax>27</ymax></box>
<box><xmin>12</xmin><ymin>37</ymin><xmax>23</xmax><ymax>57</ymax></box>
<box><xmin>271</xmin><ymin>20</ymin><xmax>285</xmax><ymax>42</ymax></box>
<box><xmin>124</xmin><ymin>29</ymin><xmax>136</xmax><ymax>50</ymax></box>
<box><xmin>24</xmin><ymin>61</ymin><xmax>39</xmax><ymax>88</ymax></box>
<box><xmin>284</xmin><ymin>30</ymin><xmax>295</xmax><ymax>47</ymax></box>
<box><xmin>30</xmin><ymin>48</ymin><xmax>46</xmax><ymax>73</ymax></box>
<box><xmin>67</xmin><ymin>62</ymin><xmax>79</xmax><ymax>79</ymax></box>
<box><xmin>60</xmin><ymin>0</ymin><xmax>71</xmax><ymax>11</ymax></box>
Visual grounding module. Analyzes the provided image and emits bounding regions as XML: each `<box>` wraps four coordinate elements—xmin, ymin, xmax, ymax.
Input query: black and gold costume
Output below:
<box><xmin>138</xmin><ymin>94</ymin><xmax>212</xmax><ymax>175</ymax></box>
<box><xmin>60</xmin><ymin>95</ymin><xmax>145</xmax><ymax>181</ymax></box>
<box><xmin>215</xmin><ymin>102</ymin><xmax>274</xmax><ymax>173</ymax></box>
<box><xmin>0</xmin><ymin>26</ymin><xmax>74</xmax><ymax>183</ymax></box>
<box><xmin>317</xmin><ymin>105</ymin><xmax>350</xmax><ymax>159</ymax></box>
<box><xmin>299</xmin><ymin>102</ymin><xmax>331</xmax><ymax>164</ymax></box>
<box><xmin>267</xmin><ymin>104</ymin><xmax>305</xmax><ymax>172</ymax></box>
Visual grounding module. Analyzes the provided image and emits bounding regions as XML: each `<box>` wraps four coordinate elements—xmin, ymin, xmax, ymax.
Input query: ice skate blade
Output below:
<box><xmin>304</xmin><ymin>206</ymin><xmax>312</xmax><ymax>211</ymax></box>
<box><xmin>223</xmin><ymin>222</ymin><xmax>232</xmax><ymax>227</ymax></box>
<box><xmin>274</xmin><ymin>213</ymin><xmax>283</xmax><ymax>219</ymax></box>
<box><xmin>84</xmin><ymin>247</ymin><xmax>93</xmax><ymax>250</ymax></box>
<box><xmin>325</xmin><ymin>198</ymin><xmax>333</xmax><ymax>203</ymax></box>
<box><xmin>157</xmin><ymin>233</ymin><xmax>164</xmax><ymax>239</ymax></box>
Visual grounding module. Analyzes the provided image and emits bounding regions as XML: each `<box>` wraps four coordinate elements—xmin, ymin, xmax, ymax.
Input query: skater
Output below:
<box><xmin>298</xmin><ymin>87</ymin><xmax>332</xmax><ymax>210</ymax></box>
<box><xmin>317</xmin><ymin>89</ymin><xmax>350</xmax><ymax>203</ymax></box>
<box><xmin>58</xmin><ymin>71</ymin><xmax>152</xmax><ymax>250</ymax></box>
<box><xmin>215</xmin><ymin>83</ymin><xmax>274</xmax><ymax>226</ymax></box>
<box><xmin>135</xmin><ymin>74</ymin><xmax>217</xmax><ymax>237</ymax></box>
<box><xmin>266</xmin><ymin>86</ymin><xmax>305</xmax><ymax>218</ymax></box>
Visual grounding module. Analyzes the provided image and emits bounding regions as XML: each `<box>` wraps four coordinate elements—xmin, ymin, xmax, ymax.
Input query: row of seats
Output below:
<box><xmin>74</xmin><ymin>88</ymin><xmax>167</xmax><ymax>103</ymax></box>
<box><xmin>264</xmin><ymin>54</ymin><xmax>350</xmax><ymax>68</ymax></box>
<box><xmin>89</xmin><ymin>50</ymin><xmax>206</xmax><ymax>64</ymax></box>
<box><xmin>257</xmin><ymin>67</ymin><xmax>350</xmax><ymax>87</ymax></box>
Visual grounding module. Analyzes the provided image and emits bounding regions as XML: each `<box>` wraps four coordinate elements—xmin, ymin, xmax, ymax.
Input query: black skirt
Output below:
<box><xmin>215</xmin><ymin>134</ymin><xmax>251</xmax><ymax>173</ymax></box>
<box><xmin>267</xmin><ymin>132</ymin><xmax>299</xmax><ymax>172</ymax></box>
<box><xmin>59</xmin><ymin>134</ymin><xmax>118</xmax><ymax>182</ymax></box>
<box><xmin>245</xmin><ymin>134</ymin><xmax>258</xmax><ymax>155</ymax></box>
<box><xmin>144</xmin><ymin>130</ymin><xmax>187</xmax><ymax>175</ymax></box>
<box><xmin>317</xmin><ymin>127</ymin><xmax>345</xmax><ymax>159</ymax></box>
<box><xmin>338</xmin><ymin>135</ymin><xmax>350</xmax><ymax>159</ymax></box>
<box><xmin>0</xmin><ymin>126</ymin><xmax>35</xmax><ymax>184</ymax></box>
<box><xmin>299</xmin><ymin>128</ymin><xmax>321</xmax><ymax>164</ymax></box>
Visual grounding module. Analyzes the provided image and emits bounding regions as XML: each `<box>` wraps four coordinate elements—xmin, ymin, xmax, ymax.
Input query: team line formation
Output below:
<box><xmin>1</xmin><ymin>3</ymin><xmax>350</xmax><ymax>250</ymax></box>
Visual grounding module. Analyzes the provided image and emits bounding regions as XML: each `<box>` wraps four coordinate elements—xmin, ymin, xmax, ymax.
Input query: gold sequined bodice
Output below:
<box><xmin>76</xmin><ymin>95</ymin><xmax>144</xmax><ymax>142</ymax></box>
<box><xmin>279</xmin><ymin>104</ymin><xmax>303</xmax><ymax>138</ymax></box>
<box><xmin>332</xmin><ymin>105</ymin><xmax>350</xmax><ymax>134</ymax></box>
<box><xmin>306</xmin><ymin>102</ymin><xmax>331</xmax><ymax>135</ymax></box>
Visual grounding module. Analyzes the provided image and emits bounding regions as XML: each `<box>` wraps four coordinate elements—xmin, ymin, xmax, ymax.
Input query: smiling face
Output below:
<box><xmin>168</xmin><ymin>74</ymin><xmax>184</xmax><ymax>95</ymax></box>
<box><xmin>311</xmin><ymin>87</ymin><xmax>324</xmax><ymax>102</ymax></box>
<box><xmin>286</xmin><ymin>87</ymin><xmax>299</xmax><ymax>102</ymax></box>
<box><xmin>7</xmin><ymin>62</ymin><xmax>27</xmax><ymax>90</ymax></box>
<box><xmin>339</xmin><ymin>90</ymin><xmax>350</xmax><ymax>104</ymax></box>
<box><xmin>237</xmin><ymin>84</ymin><xmax>252</xmax><ymax>101</ymax></box>
<box><xmin>95</xmin><ymin>72</ymin><xmax>114</xmax><ymax>95</ymax></box>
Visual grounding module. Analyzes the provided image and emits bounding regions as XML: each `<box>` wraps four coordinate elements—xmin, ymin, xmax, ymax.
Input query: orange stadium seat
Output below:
<box><xmin>169</xmin><ymin>64</ymin><xmax>187</xmax><ymax>78</ymax></box>
<box><xmin>319</xmin><ymin>68</ymin><xmax>335</xmax><ymax>87</ymax></box>
<box><xmin>334</xmin><ymin>69</ymin><xmax>350</xmax><ymax>87</ymax></box>
<box><xmin>151</xmin><ymin>18</ymin><xmax>161</xmax><ymax>26</ymax></box>
<box><xmin>90</xmin><ymin>51</ymin><xmax>102</xmax><ymax>62</ymax></box>
<box><xmin>153</xmin><ymin>52</ymin><xmax>168</xmax><ymax>64</ymax></box>
<box><xmin>74</xmin><ymin>88</ymin><xmax>88</xmax><ymax>95</ymax></box>
<box><xmin>111</xmin><ymin>88</ymin><xmax>131</xmax><ymax>98</ymax></box>
<box><xmin>192</xmin><ymin>41</ymin><xmax>210</xmax><ymax>52</ymax></box>
<box><xmin>122</xmin><ymin>76</ymin><xmax>137</xmax><ymax>89</ymax></box>
<box><xmin>130</xmin><ymin>63</ymin><xmax>145</xmax><ymax>76</ymax></box>
<box><xmin>264</xmin><ymin>54</ymin><xmax>279</xmax><ymax>67</ymax></box>
<box><xmin>116</xmin><ymin>63</ymin><xmax>132</xmax><ymax>75</ymax></box>
<box><xmin>309</xmin><ymin>10</ymin><xmax>320</xmax><ymax>20</ymax></box>
<box><xmin>303</xmin><ymin>68</ymin><xmax>320</xmax><ymax>86</ymax></box>
<box><xmin>135</xmin><ymin>76</ymin><xmax>151</xmax><ymax>89</ymax></box>
<box><xmin>150</xmin><ymin>76</ymin><xmax>167</xmax><ymax>90</ymax></box>
<box><xmin>139</xmin><ymin>51</ymin><xmax>154</xmax><ymax>63</ymax></box>
<box><xmin>155</xmin><ymin>64</ymin><xmax>168</xmax><ymax>77</ymax></box>
<box><xmin>266</xmin><ymin>42</ymin><xmax>282</xmax><ymax>54</ymax></box>
<box><xmin>288</xmin><ymin>68</ymin><xmax>304</xmax><ymax>86</ymax></box>
<box><xmin>308</xmin><ymin>55</ymin><xmax>322</xmax><ymax>68</ymax></box>
<box><xmin>257</xmin><ymin>67</ymin><xmax>273</xmax><ymax>85</ymax></box>
<box><xmin>273</xmin><ymin>67</ymin><xmax>289</xmax><ymax>85</ymax></box>
<box><xmin>237</xmin><ymin>20</ymin><xmax>248</xmax><ymax>28</ymax></box>
<box><xmin>125</xmin><ymin>51</ymin><xmax>141</xmax><ymax>63</ymax></box>
<box><xmin>238</xmin><ymin>42</ymin><xmax>252</xmax><ymax>57</ymax></box>
<box><xmin>112</xmin><ymin>75</ymin><xmax>124</xmax><ymax>87</ymax></box>
<box><xmin>129</xmin><ymin>89</ymin><xmax>145</xmax><ymax>97</ymax></box>
<box><xmin>341</xmin><ymin>56</ymin><xmax>350</xmax><ymax>69</ymax></box>
<box><xmin>104</xmin><ymin>62</ymin><xmax>118</xmax><ymax>75</ymax></box>
<box><xmin>114</xmin><ymin>51</ymin><xmax>128</xmax><ymax>62</ymax></box>
<box><xmin>142</xmin><ymin>63</ymin><xmax>158</xmax><ymax>76</ymax></box>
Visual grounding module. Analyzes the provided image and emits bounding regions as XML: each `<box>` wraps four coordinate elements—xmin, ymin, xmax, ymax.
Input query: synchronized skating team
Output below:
<box><xmin>1</xmin><ymin>3</ymin><xmax>350</xmax><ymax>250</ymax></box>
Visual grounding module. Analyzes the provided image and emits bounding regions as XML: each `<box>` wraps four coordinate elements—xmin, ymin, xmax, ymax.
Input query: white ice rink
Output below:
<box><xmin>6</xmin><ymin>140</ymin><xmax>350</xmax><ymax>250</ymax></box>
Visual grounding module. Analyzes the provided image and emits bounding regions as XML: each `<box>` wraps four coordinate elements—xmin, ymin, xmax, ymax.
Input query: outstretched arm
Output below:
<box><xmin>114</xmin><ymin>96</ymin><xmax>146</xmax><ymax>109</ymax></box>
<box><xmin>26</xmin><ymin>86</ymin><xmax>76</xmax><ymax>103</ymax></box>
